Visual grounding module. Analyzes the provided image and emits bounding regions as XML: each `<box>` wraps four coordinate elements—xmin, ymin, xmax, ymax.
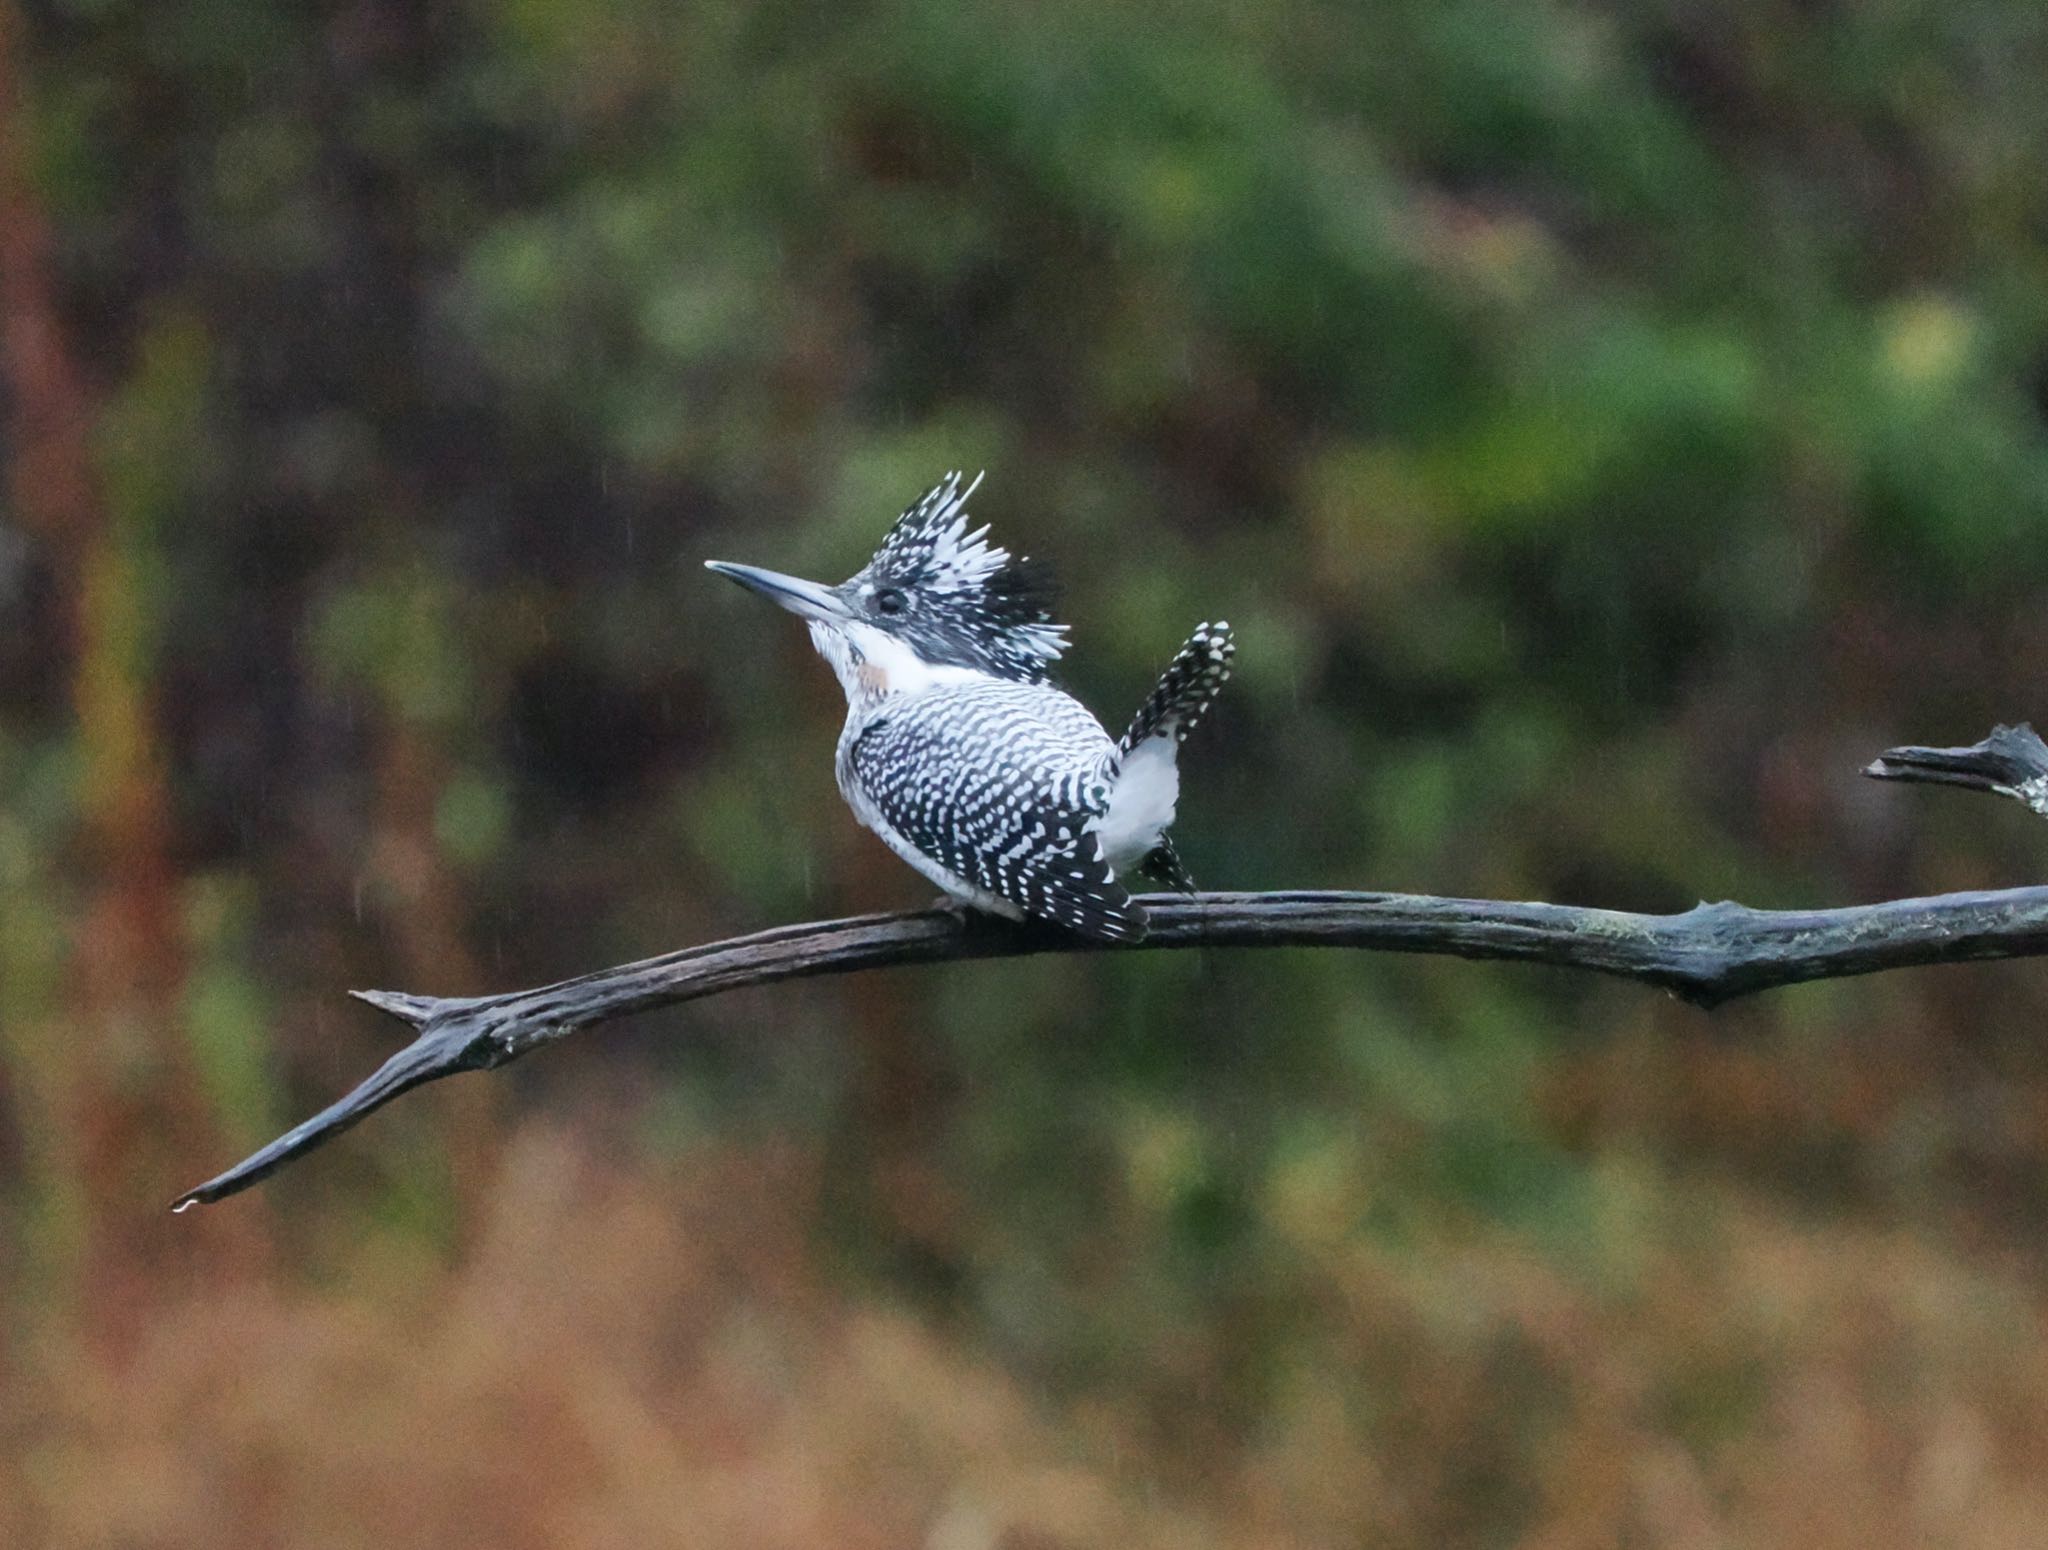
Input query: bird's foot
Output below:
<box><xmin>928</xmin><ymin>894</ymin><xmax>977</xmax><ymax>930</ymax></box>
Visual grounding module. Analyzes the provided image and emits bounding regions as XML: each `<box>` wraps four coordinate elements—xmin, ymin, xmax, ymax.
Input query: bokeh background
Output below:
<box><xmin>6</xmin><ymin>0</ymin><xmax>2048</xmax><ymax>1544</ymax></box>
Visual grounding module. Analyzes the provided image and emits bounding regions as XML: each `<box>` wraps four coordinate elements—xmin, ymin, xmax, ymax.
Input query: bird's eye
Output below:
<box><xmin>873</xmin><ymin>587</ymin><xmax>908</xmax><ymax>616</ymax></box>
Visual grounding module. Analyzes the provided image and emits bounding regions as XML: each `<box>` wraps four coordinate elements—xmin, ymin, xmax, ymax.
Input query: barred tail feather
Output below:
<box><xmin>1118</xmin><ymin>621</ymin><xmax>1235</xmax><ymax>758</ymax></box>
<box><xmin>1096</xmin><ymin>622</ymin><xmax>1233</xmax><ymax>881</ymax></box>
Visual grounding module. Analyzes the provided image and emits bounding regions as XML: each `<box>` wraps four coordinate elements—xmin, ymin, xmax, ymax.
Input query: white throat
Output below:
<box><xmin>810</xmin><ymin>619</ymin><xmax>992</xmax><ymax>716</ymax></box>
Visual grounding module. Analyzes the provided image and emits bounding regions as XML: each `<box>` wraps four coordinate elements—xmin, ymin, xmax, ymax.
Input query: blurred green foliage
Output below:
<box><xmin>8</xmin><ymin>0</ymin><xmax>2048</xmax><ymax>1542</ymax></box>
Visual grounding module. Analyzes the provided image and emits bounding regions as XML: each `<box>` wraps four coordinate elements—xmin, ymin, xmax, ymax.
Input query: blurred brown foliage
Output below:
<box><xmin>15</xmin><ymin>1128</ymin><xmax>2048</xmax><ymax>1548</ymax></box>
<box><xmin>8</xmin><ymin>0</ymin><xmax>2048</xmax><ymax>1543</ymax></box>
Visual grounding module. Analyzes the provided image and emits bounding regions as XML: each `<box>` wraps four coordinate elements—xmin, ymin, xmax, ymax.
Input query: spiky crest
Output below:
<box><xmin>845</xmin><ymin>472</ymin><xmax>1069</xmax><ymax>681</ymax></box>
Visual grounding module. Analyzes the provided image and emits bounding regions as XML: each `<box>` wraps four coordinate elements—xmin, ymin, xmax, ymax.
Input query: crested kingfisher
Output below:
<box><xmin>706</xmin><ymin>472</ymin><xmax>1233</xmax><ymax>942</ymax></box>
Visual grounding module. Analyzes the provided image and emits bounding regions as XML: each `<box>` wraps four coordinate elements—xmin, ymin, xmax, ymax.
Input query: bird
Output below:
<box><xmin>1864</xmin><ymin>723</ymin><xmax>2048</xmax><ymax>816</ymax></box>
<box><xmin>705</xmin><ymin>471</ymin><xmax>1233</xmax><ymax>943</ymax></box>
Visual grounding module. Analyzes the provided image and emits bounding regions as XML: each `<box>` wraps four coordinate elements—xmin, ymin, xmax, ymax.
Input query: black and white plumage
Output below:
<box><xmin>707</xmin><ymin>473</ymin><xmax>1233</xmax><ymax>942</ymax></box>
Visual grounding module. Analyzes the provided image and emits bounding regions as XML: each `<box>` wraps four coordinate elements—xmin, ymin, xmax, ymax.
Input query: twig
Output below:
<box><xmin>172</xmin><ymin>725</ymin><xmax>2048</xmax><ymax>1210</ymax></box>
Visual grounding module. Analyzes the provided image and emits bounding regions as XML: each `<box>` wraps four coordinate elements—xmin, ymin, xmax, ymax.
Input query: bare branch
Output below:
<box><xmin>172</xmin><ymin>726</ymin><xmax>2048</xmax><ymax>1211</ymax></box>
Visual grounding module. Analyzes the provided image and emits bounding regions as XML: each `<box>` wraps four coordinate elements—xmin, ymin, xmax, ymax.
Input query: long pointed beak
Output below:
<box><xmin>704</xmin><ymin>561</ymin><xmax>852</xmax><ymax>623</ymax></box>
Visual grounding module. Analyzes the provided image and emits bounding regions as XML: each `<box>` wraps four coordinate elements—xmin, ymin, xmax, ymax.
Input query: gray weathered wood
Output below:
<box><xmin>171</xmin><ymin>724</ymin><xmax>2048</xmax><ymax>1211</ymax></box>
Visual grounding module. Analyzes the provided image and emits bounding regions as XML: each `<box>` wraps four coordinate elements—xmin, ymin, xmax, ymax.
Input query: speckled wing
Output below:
<box><xmin>845</xmin><ymin>685</ymin><xmax>1147</xmax><ymax>943</ymax></box>
<box><xmin>1139</xmin><ymin>834</ymin><xmax>1198</xmax><ymax>892</ymax></box>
